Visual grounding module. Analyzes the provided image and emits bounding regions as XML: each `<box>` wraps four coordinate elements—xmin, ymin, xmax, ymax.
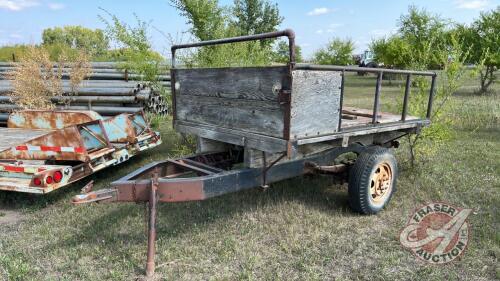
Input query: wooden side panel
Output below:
<box><xmin>290</xmin><ymin>70</ymin><xmax>341</xmax><ymax>139</ymax></box>
<box><xmin>174</xmin><ymin>66</ymin><xmax>289</xmax><ymax>139</ymax></box>
<box><xmin>176</xmin><ymin>95</ymin><xmax>284</xmax><ymax>138</ymax></box>
<box><xmin>176</xmin><ymin>120</ymin><xmax>288</xmax><ymax>153</ymax></box>
<box><xmin>174</xmin><ymin>66</ymin><xmax>289</xmax><ymax>101</ymax></box>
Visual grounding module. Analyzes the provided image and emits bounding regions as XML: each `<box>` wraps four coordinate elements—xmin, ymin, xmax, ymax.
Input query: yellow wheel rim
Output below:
<box><xmin>370</xmin><ymin>162</ymin><xmax>393</xmax><ymax>203</ymax></box>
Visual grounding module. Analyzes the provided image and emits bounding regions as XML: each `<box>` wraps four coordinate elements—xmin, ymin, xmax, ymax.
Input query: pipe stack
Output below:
<box><xmin>0</xmin><ymin>62</ymin><xmax>170</xmax><ymax>117</ymax></box>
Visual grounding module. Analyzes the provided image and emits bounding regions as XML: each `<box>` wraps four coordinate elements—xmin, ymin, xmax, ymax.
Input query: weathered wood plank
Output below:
<box><xmin>290</xmin><ymin>70</ymin><xmax>341</xmax><ymax>139</ymax></box>
<box><xmin>196</xmin><ymin>137</ymin><xmax>229</xmax><ymax>154</ymax></box>
<box><xmin>174</xmin><ymin>66</ymin><xmax>290</xmax><ymax>101</ymax></box>
<box><xmin>175</xmin><ymin>120</ymin><xmax>288</xmax><ymax>153</ymax></box>
<box><xmin>244</xmin><ymin>141</ymin><xmax>339</xmax><ymax>168</ymax></box>
<box><xmin>296</xmin><ymin>119</ymin><xmax>428</xmax><ymax>145</ymax></box>
<box><xmin>176</xmin><ymin>95</ymin><xmax>284</xmax><ymax>138</ymax></box>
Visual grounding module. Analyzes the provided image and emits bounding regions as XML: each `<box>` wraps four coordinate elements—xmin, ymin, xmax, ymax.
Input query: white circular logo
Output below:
<box><xmin>399</xmin><ymin>202</ymin><xmax>472</xmax><ymax>264</ymax></box>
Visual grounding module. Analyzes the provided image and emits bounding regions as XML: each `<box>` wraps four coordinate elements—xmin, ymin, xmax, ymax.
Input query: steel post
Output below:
<box><xmin>146</xmin><ymin>170</ymin><xmax>159</xmax><ymax>277</ymax></box>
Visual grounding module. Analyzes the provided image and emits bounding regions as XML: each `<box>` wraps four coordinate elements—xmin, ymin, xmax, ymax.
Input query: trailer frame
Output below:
<box><xmin>73</xmin><ymin>29</ymin><xmax>436</xmax><ymax>277</ymax></box>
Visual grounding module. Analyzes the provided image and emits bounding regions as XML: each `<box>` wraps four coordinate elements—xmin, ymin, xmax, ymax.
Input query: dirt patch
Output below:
<box><xmin>0</xmin><ymin>209</ymin><xmax>23</xmax><ymax>226</ymax></box>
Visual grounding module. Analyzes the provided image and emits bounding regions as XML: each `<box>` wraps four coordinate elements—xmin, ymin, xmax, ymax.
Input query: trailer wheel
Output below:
<box><xmin>348</xmin><ymin>147</ymin><xmax>397</xmax><ymax>214</ymax></box>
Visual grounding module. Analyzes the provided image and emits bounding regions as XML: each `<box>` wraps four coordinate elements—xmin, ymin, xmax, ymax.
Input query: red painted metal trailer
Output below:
<box><xmin>0</xmin><ymin>110</ymin><xmax>161</xmax><ymax>193</ymax></box>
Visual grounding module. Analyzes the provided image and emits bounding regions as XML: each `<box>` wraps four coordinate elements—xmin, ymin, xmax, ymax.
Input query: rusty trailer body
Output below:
<box><xmin>0</xmin><ymin>110</ymin><xmax>161</xmax><ymax>193</ymax></box>
<box><xmin>73</xmin><ymin>30</ymin><xmax>437</xmax><ymax>277</ymax></box>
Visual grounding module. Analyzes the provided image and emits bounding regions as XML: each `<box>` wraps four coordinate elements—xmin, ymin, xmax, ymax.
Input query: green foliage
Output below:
<box><xmin>170</xmin><ymin>0</ymin><xmax>283</xmax><ymax>67</ymax></box>
<box><xmin>370</xmin><ymin>37</ymin><xmax>412</xmax><ymax>68</ymax></box>
<box><xmin>313</xmin><ymin>38</ymin><xmax>354</xmax><ymax>65</ymax></box>
<box><xmin>170</xmin><ymin>0</ymin><xmax>227</xmax><ymax>41</ymax></box>
<box><xmin>99</xmin><ymin>10</ymin><xmax>170</xmax><ymax>111</ymax></box>
<box><xmin>397</xmin><ymin>6</ymin><xmax>448</xmax><ymax>69</ymax></box>
<box><xmin>272</xmin><ymin>40</ymin><xmax>303</xmax><ymax>63</ymax></box>
<box><xmin>99</xmin><ymin>11</ymin><xmax>167</xmax><ymax>78</ymax></box>
<box><xmin>0</xmin><ymin>45</ymin><xmax>28</xmax><ymax>62</ymax></box>
<box><xmin>405</xmin><ymin>35</ymin><xmax>469</xmax><ymax>165</ymax></box>
<box><xmin>232</xmin><ymin>0</ymin><xmax>282</xmax><ymax>39</ymax></box>
<box><xmin>42</xmin><ymin>26</ymin><xmax>109</xmax><ymax>57</ymax></box>
<box><xmin>457</xmin><ymin>7</ymin><xmax>499</xmax><ymax>94</ymax></box>
<box><xmin>371</xmin><ymin>6</ymin><xmax>449</xmax><ymax>69</ymax></box>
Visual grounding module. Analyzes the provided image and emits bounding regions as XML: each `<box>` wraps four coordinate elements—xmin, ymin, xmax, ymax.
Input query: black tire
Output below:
<box><xmin>348</xmin><ymin>147</ymin><xmax>397</xmax><ymax>214</ymax></box>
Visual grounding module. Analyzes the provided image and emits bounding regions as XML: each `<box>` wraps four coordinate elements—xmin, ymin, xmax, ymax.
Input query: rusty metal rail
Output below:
<box><xmin>171</xmin><ymin>29</ymin><xmax>296</xmax><ymax>67</ymax></box>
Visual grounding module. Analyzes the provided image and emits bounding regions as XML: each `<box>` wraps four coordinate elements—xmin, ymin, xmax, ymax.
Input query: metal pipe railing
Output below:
<box><xmin>296</xmin><ymin>63</ymin><xmax>438</xmax><ymax>128</ymax></box>
<box><xmin>402</xmin><ymin>74</ymin><xmax>412</xmax><ymax>121</ymax></box>
<box><xmin>427</xmin><ymin>75</ymin><xmax>437</xmax><ymax>119</ymax></box>
<box><xmin>171</xmin><ymin>29</ymin><xmax>296</xmax><ymax>68</ymax></box>
<box><xmin>295</xmin><ymin>64</ymin><xmax>436</xmax><ymax>76</ymax></box>
<box><xmin>373</xmin><ymin>72</ymin><xmax>383</xmax><ymax>124</ymax></box>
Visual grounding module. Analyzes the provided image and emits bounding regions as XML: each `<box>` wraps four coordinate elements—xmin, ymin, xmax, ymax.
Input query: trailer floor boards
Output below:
<box><xmin>340</xmin><ymin>107</ymin><xmax>418</xmax><ymax>129</ymax></box>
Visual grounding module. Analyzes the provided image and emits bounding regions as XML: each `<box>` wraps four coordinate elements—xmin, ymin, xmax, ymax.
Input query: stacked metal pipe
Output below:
<box><xmin>0</xmin><ymin>62</ymin><xmax>170</xmax><ymax>118</ymax></box>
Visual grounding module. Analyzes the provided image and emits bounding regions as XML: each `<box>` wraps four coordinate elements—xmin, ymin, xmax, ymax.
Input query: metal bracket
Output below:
<box><xmin>261</xmin><ymin>151</ymin><xmax>287</xmax><ymax>189</ymax></box>
<box><xmin>72</xmin><ymin>188</ymin><xmax>117</xmax><ymax>204</ymax></box>
<box><xmin>278</xmin><ymin>89</ymin><xmax>291</xmax><ymax>105</ymax></box>
<box><xmin>279</xmin><ymin>89</ymin><xmax>292</xmax><ymax>141</ymax></box>
<box><xmin>342</xmin><ymin>136</ymin><xmax>349</xmax><ymax>147</ymax></box>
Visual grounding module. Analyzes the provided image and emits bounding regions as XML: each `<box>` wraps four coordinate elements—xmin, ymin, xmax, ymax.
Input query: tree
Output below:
<box><xmin>397</xmin><ymin>6</ymin><xmax>448</xmax><ymax>69</ymax></box>
<box><xmin>370</xmin><ymin>36</ymin><xmax>414</xmax><ymax>68</ymax></box>
<box><xmin>170</xmin><ymin>0</ymin><xmax>283</xmax><ymax>67</ymax></box>
<box><xmin>272</xmin><ymin>40</ymin><xmax>302</xmax><ymax>63</ymax></box>
<box><xmin>371</xmin><ymin>6</ymin><xmax>448</xmax><ymax>70</ymax></box>
<box><xmin>404</xmin><ymin>34</ymin><xmax>468</xmax><ymax>165</ymax></box>
<box><xmin>232</xmin><ymin>0</ymin><xmax>282</xmax><ymax>37</ymax></box>
<box><xmin>458</xmin><ymin>7</ymin><xmax>499</xmax><ymax>94</ymax></box>
<box><xmin>313</xmin><ymin>38</ymin><xmax>354</xmax><ymax>65</ymax></box>
<box><xmin>169</xmin><ymin>0</ymin><xmax>226</xmax><ymax>41</ymax></box>
<box><xmin>42</xmin><ymin>26</ymin><xmax>109</xmax><ymax>56</ymax></box>
<box><xmin>99</xmin><ymin>11</ymin><xmax>165</xmax><ymax>81</ymax></box>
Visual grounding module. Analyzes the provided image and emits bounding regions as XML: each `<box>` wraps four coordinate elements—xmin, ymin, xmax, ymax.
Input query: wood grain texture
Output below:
<box><xmin>174</xmin><ymin>66</ymin><xmax>290</xmax><ymax>101</ymax></box>
<box><xmin>176</xmin><ymin>95</ymin><xmax>284</xmax><ymax>138</ymax></box>
<box><xmin>290</xmin><ymin>70</ymin><xmax>341</xmax><ymax>139</ymax></box>
<box><xmin>244</xmin><ymin>141</ymin><xmax>341</xmax><ymax>168</ymax></box>
<box><xmin>175</xmin><ymin>120</ymin><xmax>288</xmax><ymax>153</ymax></box>
<box><xmin>174</xmin><ymin>66</ymin><xmax>290</xmax><ymax>139</ymax></box>
<box><xmin>196</xmin><ymin>137</ymin><xmax>229</xmax><ymax>154</ymax></box>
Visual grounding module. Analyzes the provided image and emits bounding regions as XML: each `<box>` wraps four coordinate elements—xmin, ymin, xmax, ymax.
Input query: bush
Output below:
<box><xmin>313</xmin><ymin>38</ymin><xmax>354</xmax><ymax>65</ymax></box>
<box><xmin>404</xmin><ymin>36</ymin><xmax>468</xmax><ymax>165</ymax></box>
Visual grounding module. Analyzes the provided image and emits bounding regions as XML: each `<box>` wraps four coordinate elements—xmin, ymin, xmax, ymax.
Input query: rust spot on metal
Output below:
<box><xmin>7</xmin><ymin>110</ymin><xmax>101</xmax><ymax>129</ymax></box>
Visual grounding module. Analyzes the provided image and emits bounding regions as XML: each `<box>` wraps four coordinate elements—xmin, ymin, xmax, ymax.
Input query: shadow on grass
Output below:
<box><xmin>37</xmin><ymin>175</ymin><xmax>356</xmax><ymax>275</ymax></box>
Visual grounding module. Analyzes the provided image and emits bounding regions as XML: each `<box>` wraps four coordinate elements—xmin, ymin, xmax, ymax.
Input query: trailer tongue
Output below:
<box><xmin>72</xmin><ymin>29</ymin><xmax>436</xmax><ymax>277</ymax></box>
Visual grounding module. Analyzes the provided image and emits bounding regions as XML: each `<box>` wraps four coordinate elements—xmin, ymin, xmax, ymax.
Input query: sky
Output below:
<box><xmin>0</xmin><ymin>0</ymin><xmax>498</xmax><ymax>58</ymax></box>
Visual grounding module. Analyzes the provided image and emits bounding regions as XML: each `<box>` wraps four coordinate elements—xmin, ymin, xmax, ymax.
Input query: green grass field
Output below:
<box><xmin>0</xmin><ymin>73</ymin><xmax>498</xmax><ymax>281</ymax></box>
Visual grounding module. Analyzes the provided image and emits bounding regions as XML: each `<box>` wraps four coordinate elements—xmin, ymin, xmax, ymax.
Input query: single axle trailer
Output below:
<box><xmin>0</xmin><ymin>110</ymin><xmax>161</xmax><ymax>193</ymax></box>
<box><xmin>73</xmin><ymin>29</ymin><xmax>437</xmax><ymax>277</ymax></box>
